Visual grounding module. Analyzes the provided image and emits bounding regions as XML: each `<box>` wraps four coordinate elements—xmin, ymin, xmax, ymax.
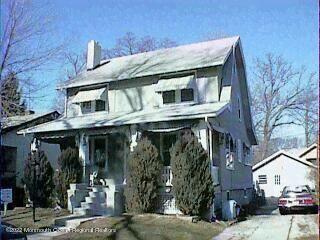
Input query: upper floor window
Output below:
<box><xmin>81</xmin><ymin>101</ymin><xmax>92</xmax><ymax>114</ymax></box>
<box><xmin>95</xmin><ymin>100</ymin><xmax>106</xmax><ymax>111</ymax></box>
<box><xmin>162</xmin><ymin>90</ymin><xmax>175</xmax><ymax>104</ymax></box>
<box><xmin>181</xmin><ymin>89</ymin><xmax>194</xmax><ymax>102</ymax></box>
<box><xmin>162</xmin><ymin>88</ymin><xmax>195</xmax><ymax>105</ymax></box>
<box><xmin>71</xmin><ymin>87</ymin><xmax>108</xmax><ymax>114</ymax></box>
<box><xmin>155</xmin><ymin>75</ymin><xmax>196</xmax><ymax>105</ymax></box>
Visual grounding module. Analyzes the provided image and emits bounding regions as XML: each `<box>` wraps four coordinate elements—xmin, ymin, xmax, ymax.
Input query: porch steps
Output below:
<box><xmin>54</xmin><ymin>214</ymin><xmax>104</xmax><ymax>228</ymax></box>
<box><xmin>72</xmin><ymin>186</ymin><xmax>112</xmax><ymax>217</ymax></box>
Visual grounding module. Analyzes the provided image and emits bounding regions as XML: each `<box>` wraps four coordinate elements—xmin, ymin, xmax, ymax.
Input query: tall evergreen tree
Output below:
<box><xmin>1</xmin><ymin>72</ymin><xmax>26</xmax><ymax>116</ymax></box>
<box><xmin>170</xmin><ymin>130</ymin><xmax>214</xmax><ymax>216</ymax></box>
<box><xmin>124</xmin><ymin>137</ymin><xmax>162</xmax><ymax>213</ymax></box>
<box><xmin>24</xmin><ymin>150</ymin><xmax>54</xmax><ymax>207</ymax></box>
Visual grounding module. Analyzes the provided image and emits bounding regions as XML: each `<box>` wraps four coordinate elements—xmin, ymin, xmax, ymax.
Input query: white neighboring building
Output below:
<box><xmin>252</xmin><ymin>147</ymin><xmax>317</xmax><ymax>198</ymax></box>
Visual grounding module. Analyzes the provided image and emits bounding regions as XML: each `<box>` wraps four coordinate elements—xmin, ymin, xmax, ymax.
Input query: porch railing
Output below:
<box><xmin>161</xmin><ymin>166</ymin><xmax>173</xmax><ymax>187</ymax></box>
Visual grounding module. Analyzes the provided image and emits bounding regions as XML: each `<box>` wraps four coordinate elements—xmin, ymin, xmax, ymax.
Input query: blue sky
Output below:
<box><xmin>31</xmin><ymin>0</ymin><xmax>317</xmax><ymax>137</ymax></box>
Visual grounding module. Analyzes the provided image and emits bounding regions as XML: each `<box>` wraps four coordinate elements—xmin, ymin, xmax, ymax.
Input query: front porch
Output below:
<box><xmin>34</xmin><ymin>120</ymin><xmax>222</xmax><ymax>217</ymax></box>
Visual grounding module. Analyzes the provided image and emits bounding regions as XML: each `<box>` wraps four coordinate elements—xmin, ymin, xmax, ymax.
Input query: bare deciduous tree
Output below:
<box><xmin>103</xmin><ymin>32</ymin><xmax>177</xmax><ymax>58</ymax></box>
<box><xmin>0</xmin><ymin>0</ymin><xmax>63</xmax><ymax>116</ymax></box>
<box><xmin>292</xmin><ymin>73</ymin><xmax>318</xmax><ymax>146</ymax></box>
<box><xmin>251</xmin><ymin>54</ymin><xmax>306</xmax><ymax>161</ymax></box>
<box><xmin>53</xmin><ymin>51</ymin><xmax>86</xmax><ymax>113</ymax></box>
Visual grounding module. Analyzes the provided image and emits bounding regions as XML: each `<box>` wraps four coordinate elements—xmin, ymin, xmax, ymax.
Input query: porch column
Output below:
<box><xmin>129</xmin><ymin>125</ymin><xmax>140</xmax><ymax>152</ymax></box>
<box><xmin>197</xmin><ymin>122</ymin><xmax>209</xmax><ymax>152</ymax></box>
<box><xmin>78</xmin><ymin>133</ymin><xmax>90</xmax><ymax>184</ymax></box>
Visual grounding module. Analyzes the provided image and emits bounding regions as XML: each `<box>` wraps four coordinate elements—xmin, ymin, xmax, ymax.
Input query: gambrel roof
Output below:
<box><xmin>59</xmin><ymin>36</ymin><xmax>240</xmax><ymax>89</ymax></box>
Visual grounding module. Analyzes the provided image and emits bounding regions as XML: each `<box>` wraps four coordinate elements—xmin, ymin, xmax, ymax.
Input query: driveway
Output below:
<box><xmin>214</xmin><ymin>199</ymin><xmax>318</xmax><ymax>240</ymax></box>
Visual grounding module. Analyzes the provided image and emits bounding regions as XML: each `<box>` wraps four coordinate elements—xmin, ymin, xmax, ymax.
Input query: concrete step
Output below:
<box><xmin>85</xmin><ymin>196</ymin><xmax>106</xmax><ymax>204</ymax></box>
<box><xmin>73</xmin><ymin>207</ymin><xmax>94</xmax><ymax>216</ymax></box>
<box><xmin>89</xmin><ymin>191</ymin><xmax>106</xmax><ymax>199</ymax></box>
<box><xmin>92</xmin><ymin>186</ymin><xmax>107</xmax><ymax>192</ymax></box>
<box><xmin>54</xmin><ymin>214</ymin><xmax>104</xmax><ymax>228</ymax></box>
<box><xmin>80</xmin><ymin>202</ymin><xmax>94</xmax><ymax>209</ymax></box>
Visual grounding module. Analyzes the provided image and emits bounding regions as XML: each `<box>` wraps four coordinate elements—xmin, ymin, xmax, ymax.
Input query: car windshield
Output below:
<box><xmin>283</xmin><ymin>185</ymin><xmax>310</xmax><ymax>194</ymax></box>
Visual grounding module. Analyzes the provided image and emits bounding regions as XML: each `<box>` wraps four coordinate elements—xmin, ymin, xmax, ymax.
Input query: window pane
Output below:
<box><xmin>82</xmin><ymin>101</ymin><xmax>91</xmax><ymax>113</ymax></box>
<box><xmin>181</xmin><ymin>89</ymin><xmax>194</xmax><ymax>102</ymax></box>
<box><xmin>162</xmin><ymin>91</ymin><xmax>175</xmax><ymax>104</ymax></box>
<box><xmin>95</xmin><ymin>100</ymin><xmax>106</xmax><ymax>111</ymax></box>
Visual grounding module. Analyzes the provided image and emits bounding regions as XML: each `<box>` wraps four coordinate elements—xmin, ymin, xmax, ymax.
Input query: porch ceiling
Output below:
<box><xmin>18</xmin><ymin>101</ymin><xmax>228</xmax><ymax>135</ymax></box>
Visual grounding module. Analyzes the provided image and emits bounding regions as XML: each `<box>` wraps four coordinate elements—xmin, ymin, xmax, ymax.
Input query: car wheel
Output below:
<box><xmin>279</xmin><ymin>208</ymin><xmax>286</xmax><ymax>215</ymax></box>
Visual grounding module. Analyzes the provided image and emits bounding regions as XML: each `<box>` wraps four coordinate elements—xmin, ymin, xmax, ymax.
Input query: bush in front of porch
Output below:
<box><xmin>54</xmin><ymin>147</ymin><xmax>82</xmax><ymax>208</ymax></box>
<box><xmin>124</xmin><ymin>137</ymin><xmax>162</xmax><ymax>213</ymax></box>
<box><xmin>170</xmin><ymin>130</ymin><xmax>214</xmax><ymax>217</ymax></box>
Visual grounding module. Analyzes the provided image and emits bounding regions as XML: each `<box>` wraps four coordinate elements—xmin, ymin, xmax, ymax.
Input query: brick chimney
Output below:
<box><xmin>87</xmin><ymin>40</ymin><xmax>101</xmax><ymax>70</ymax></box>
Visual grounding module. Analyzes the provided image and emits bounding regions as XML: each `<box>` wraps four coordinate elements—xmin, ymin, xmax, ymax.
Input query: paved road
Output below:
<box><xmin>214</xmin><ymin>202</ymin><xmax>318</xmax><ymax>240</ymax></box>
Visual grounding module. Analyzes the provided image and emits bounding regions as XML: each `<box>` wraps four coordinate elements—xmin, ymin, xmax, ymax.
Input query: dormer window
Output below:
<box><xmin>72</xmin><ymin>87</ymin><xmax>108</xmax><ymax>114</ymax></box>
<box><xmin>155</xmin><ymin>75</ymin><xmax>196</xmax><ymax>106</ymax></box>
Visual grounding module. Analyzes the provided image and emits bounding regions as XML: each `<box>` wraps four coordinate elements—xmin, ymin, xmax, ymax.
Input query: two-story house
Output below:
<box><xmin>20</xmin><ymin>36</ymin><xmax>257</xmax><ymax>219</ymax></box>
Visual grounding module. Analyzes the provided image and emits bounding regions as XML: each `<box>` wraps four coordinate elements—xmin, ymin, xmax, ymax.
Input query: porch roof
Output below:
<box><xmin>18</xmin><ymin>101</ymin><xmax>228</xmax><ymax>135</ymax></box>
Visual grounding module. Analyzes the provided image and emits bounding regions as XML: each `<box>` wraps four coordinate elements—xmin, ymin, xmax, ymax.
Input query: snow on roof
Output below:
<box><xmin>18</xmin><ymin>102</ymin><xmax>229</xmax><ymax>134</ymax></box>
<box><xmin>1</xmin><ymin>111</ymin><xmax>59</xmax><ymax>130</ymax></box>
<box><xmin>253</xmin><ymin>150</ymin><xmax>317</xmax><ymax>172</ymax></box>
<box><xmin>60</xmin><ymin>36</ymin><xmax>240</xmax><ymax>89</ymax></box>
<box><xmin>298</xmin><ymin>143</ymin><xmax>317</xmax><ymax>158</ymax></box>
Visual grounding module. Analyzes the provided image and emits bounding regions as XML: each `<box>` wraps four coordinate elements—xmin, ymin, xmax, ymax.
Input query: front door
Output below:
<box><xmin>91</xmin><ymin>137</ymin><xmax>108</xmax><ymax>179</ymax></box>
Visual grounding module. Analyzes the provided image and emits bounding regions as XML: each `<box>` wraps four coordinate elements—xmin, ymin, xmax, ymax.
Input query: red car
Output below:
<box><xmin>278</xmin><ymin>185</ymin><xmax>317</xmax><ymax>215</ymax></box>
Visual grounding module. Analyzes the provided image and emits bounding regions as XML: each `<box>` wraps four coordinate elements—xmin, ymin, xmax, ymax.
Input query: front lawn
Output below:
<box><xmin>1</xmin><ymin>207</ymin><xmax>69</xmax><ymax>229</ymax></box>
<box><xmin>54</xmin><ymin>214</ymin><xmax>225</xmax><ymax>240</ymax></box>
